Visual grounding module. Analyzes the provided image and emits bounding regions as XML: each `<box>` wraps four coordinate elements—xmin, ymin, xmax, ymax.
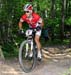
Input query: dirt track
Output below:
<box><xmin>0</xmin><ymin>45</ymin><xmax>71</xmax><ymax>75</ymax></box>
<box><xmin>0</xmin><ymin>58</ymin><xmax>71</xmax><ymax>75</ymax></box>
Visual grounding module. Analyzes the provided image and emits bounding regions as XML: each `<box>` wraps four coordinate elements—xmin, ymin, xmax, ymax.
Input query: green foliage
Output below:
<box><xmin>2</xmin><ymin>42</ymin><xmax>18</xmax><ymax>58</ymax></box>
<box><xmin>0</xmin><ymin>0</ymin><xmax>71</xmax><ymax>57</ymax></box>
<box><xmin>65</xmin><ymin>17</ymin><xmax>71</xmax><ymax>25</ymax></box>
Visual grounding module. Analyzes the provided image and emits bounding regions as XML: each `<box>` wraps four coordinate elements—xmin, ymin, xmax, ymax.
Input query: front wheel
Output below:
<box><xmin>19</xmin><ymin>40</ymin><xmax>37</xmax><ymax>73</ymax></box>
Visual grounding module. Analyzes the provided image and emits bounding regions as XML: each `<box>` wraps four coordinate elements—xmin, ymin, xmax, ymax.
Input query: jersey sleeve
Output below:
<box><xmin>38</xmin><ymin>18</ymin><xmax>43</xmax><ymax>23</ymax></box>
<box><xmin>35</xmin><ymin>13</ymin><xmax>42</xmax><ymax>23</ymax></box>
<box><xmin>20</xmin><ymin>14</ymin><xmax>26</xmax><ymax>22</ymax></box>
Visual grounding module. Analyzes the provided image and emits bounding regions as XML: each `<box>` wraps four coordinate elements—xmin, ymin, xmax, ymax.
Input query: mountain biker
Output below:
<box><xmin>18</xmin><ymin>4</ymin><xmax>44</xmax><ymax>60</ymax></box>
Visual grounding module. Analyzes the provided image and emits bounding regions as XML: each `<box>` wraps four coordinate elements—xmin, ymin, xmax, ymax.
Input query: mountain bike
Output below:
<box><xmin>19</xmin><ymin>28</ymin><xmax>40</xmax><ymax>73</ymax></box>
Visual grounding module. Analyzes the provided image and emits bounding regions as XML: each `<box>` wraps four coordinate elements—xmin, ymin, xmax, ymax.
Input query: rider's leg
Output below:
<box><xmin>35</xmin><ymin>30</ymin><xmax>42</xmax><ymax>59</ymax></box>
<box><xmin>29</xmin><ymin>30</ymin><xmax>42</xmax><ymax>59</ymax></box>
<box><xmin>29</xmin><ymin>35</ymin><xmax>41</xmax><ymax>58</ymax></box>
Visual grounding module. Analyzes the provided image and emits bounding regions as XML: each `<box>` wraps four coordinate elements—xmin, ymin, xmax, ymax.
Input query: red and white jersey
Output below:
<box><xmin>20</xmin><ymin>12</ymin><xmax>42</xmax><ymax>28</ymax></box>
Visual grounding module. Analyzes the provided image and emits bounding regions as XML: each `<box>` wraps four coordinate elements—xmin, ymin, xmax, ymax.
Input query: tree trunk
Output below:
<box><xmin>68</xmin><ymin>0</ymin><xmax>71</xmax><ymax>16</ymax></box>
<box><xmin>50</xmin><ymin>0</ymin><xmax>55</xmax><ymax>18</ymax></box>
<box><xmin>66</xmin><ymin>0</ymin><xmax>69</xmax><ymax>17</ymax></box>
<box><xmin>0</xmin><ymin>46</ymin><xmax>5</xmax><ymax>60</ymax></box>
<box><xmin>69</xmin><ymin>32</ymin><xmax>71</xmax><ymax>48</ymax></box>
<box><xmin>60</xmin><ymin>0</ymin><xmax>66</xmax><ymax>41</ymax></box>
<box><xmin>28</xmin><ymin>0</ymin><xmax>33</xmax><ymax>2</ymax></box>
<box><xmin>69</xmin><ymin>0</ymin><xmax>71</xmax><ymax>47</ymax></box>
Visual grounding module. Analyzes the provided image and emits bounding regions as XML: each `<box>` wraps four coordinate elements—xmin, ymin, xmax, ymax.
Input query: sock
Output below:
<box><xmin>29</xmin><ymin>52</ymin><xmax>33</xmax><ymax>57</ymax></box>
<box><xmin>37</xmin><ymin>51</ymin><xmax>42</xmax><ymax>58</ymax></box>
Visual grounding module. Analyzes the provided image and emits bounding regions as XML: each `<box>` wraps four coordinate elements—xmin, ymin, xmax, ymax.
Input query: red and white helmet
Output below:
<box><xmin>24</xmin><ymin>4</ymin><xmax>33</xmax><ymax>11</ymax></box>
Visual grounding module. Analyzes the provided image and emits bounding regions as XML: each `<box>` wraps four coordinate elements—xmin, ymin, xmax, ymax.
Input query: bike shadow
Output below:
<box><xmin>33</xmin><ymin>58</ymin><xmax>52</xmax><ymax>72</ymax></box>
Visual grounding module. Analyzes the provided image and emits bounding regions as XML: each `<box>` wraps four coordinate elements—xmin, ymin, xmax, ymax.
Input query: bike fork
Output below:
<box><xmin>25</xmin><ymin>40</ymin><xmax>33</xmax><ymax>57</ymax></box>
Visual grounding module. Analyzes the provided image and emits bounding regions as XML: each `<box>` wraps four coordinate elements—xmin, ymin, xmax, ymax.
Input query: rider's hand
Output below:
<box><xmin>18</xmin><ymin>29</ymin><xmax>24</xmax><ymax>35</ymax></box>
<box><xmin>36</xmin><ymin>26</ymin><xmax>41</xmax><ymax>31</ymax></box>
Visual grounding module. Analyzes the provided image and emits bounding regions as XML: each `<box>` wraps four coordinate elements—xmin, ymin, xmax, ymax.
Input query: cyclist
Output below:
<box><xmin>18</xmin><ymin>4</ymin><xmax>44</xmax><ymax>60</ymax></box>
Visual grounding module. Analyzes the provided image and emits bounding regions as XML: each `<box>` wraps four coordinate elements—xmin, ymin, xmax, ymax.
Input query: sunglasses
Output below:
<box><xmin>25</xmin><ymin>11</ymin><xmax>30</xmax><ymax>13</ymax></box>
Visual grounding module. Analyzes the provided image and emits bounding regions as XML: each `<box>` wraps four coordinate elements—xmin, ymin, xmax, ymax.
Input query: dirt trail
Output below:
<box><xmin>0</xmin><ymin>46</ymin><xmax>71</xmax><ymax>75</ymax></box>
<box><xmin>0</xmin><ymin>58</ymin><xmax>71</xmax><ymax>75</ymax></box>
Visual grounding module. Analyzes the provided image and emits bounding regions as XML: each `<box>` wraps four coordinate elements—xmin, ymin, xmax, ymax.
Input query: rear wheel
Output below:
<box><xmin>19</xmin><ymin>40</ymin><xmax>36</xmax><ymax>73</ymax></box>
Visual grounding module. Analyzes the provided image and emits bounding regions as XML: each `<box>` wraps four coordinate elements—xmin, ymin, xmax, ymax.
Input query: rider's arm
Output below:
<box><xmin>41</xmin><ymin>19</ymin><xmax>44</xmax><ymax>28</ymax></box>
<box><xmin>18</xmin><ymin>17</ymin><xmax>24</xmax><ymax>30</ymax></box>
<box><xmin>19</xmin><ymin>21</ymin><xmax>23</xmax><ymax>30</ymax></box>
<box><xmin>38</xmin><ymin>18</ymin><xmax>44</xmax><ymax>28</ymax></box>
